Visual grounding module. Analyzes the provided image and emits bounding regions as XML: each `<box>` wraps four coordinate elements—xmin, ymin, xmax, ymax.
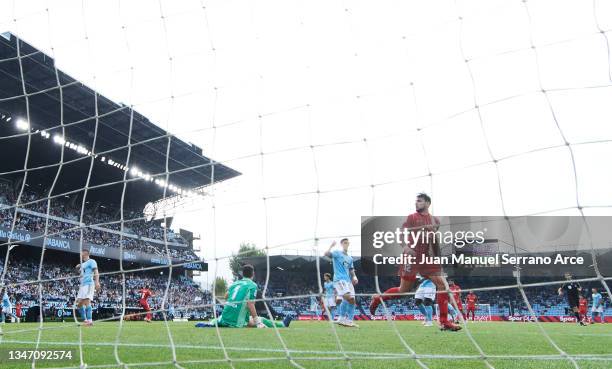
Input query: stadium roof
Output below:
<box><xmin>0</xmin><ymin>32</ymin><xmax>240</xmax><ymax>208</ymax></box>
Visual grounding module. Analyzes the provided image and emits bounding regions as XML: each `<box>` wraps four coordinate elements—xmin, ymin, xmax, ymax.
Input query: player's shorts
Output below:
<box><xmin>77</xmin><ymin>284</ymin><xmax>95</xmax><ymax>301</ymax></box>
<box><xmin>399</xmin><ymin>247</ymin><xmax>442</xmax><ymax>281</ymax></box>
<box><xmin>567</xmin><ymin>296</ymin><xmax>579</xmax><ymax>309</ymax></box>
<box><xmin>140</xmin><ymin>300</ymin><xmax>150</xmax><ymax>311</ymax></box>
<box><xmin>399</xmin><ymin>262</ymin><xmax>417</xmax><ymax>281</ymax></box>
<box><xmin>323</xmin><ymin>296</ymin><xmax>336</xmax><ymax>307</ymax></box>
<box><xmin>334</xmin><ymin>280</ymin><xmax>355</xmax><ymax>298</ymax></box>
<box><xmin>415</xmin><ymin>285</ymin><xmax>436</xmax><ymax>301</ymax></box>
<box><xmin>579</xmin><ymin>308</ymin><xmax>587</xmax><ymax>315</ymax></box>
<box><xmin>467</xmin><ymin>305</ymin><xmax>476</xmax><ymax>311</ymax></box>
<box><xmin>592</xmin><ymin>306</ymin><xmax>604</xmax><ymax>313</ymax></box>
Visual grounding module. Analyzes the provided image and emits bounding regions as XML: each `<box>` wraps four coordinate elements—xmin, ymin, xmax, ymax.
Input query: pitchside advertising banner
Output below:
<box><xmin>361</xmin><ymin>216</ymin><xmax>612</xmax><ymax>278</ymax></box>
<box><xmin>0</xmin><ymin>227</ymin><xmax>205</xmax><ymax>270</ymax></box>
<box><xmin>298</xmin><ymin>314</ymin><xmax>612</xmax><ymax>323</ymax></box>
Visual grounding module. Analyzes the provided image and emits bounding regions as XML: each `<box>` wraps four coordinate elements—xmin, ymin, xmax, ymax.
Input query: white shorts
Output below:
<box><xmin>334</xmin><ymin>280</ymin><xmax>355</xmax><ymax>298</ymax></box>
<box><xmin>592</xmin><ymin>306</ymin><xmax>604</xmax><ymax>313</ymax></box>
<box><xmin>323</xmin><ymin>296</ymin><xmax>336</xmax><ymax>307</ymax></box>
<box><xmin>77</xmin><ymin>284</ymin><xmax>95</xmax><ymax>301</ymax></box>
<box><xmin>415</xmin><ymin>285</ymin><xmax>436</xmax><ymax>301</ymax></box>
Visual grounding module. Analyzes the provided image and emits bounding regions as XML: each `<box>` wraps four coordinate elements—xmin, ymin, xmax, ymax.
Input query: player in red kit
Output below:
<box><xmin>448</xmin><ymin>280</ymin><xmax>465</xmax><ymax>320</ymax></box>
<box><xmin>465</xmin><ymin>291</ymin><xmax>478</xmax><ymax>321</ymax></box>
<box><xmin>139</xmin><ymin>286</ymin><xmax>154</xmax><ymax>323</ymax></box>
<box><xmin>578</xmin><ymin>295</ymin><xmax>588</xmax><ymax>323</ymax></box>
<box><xmin>369</xmin><ymin>193</ymin><xmax>461</xmax><ymax>331</ymax></box>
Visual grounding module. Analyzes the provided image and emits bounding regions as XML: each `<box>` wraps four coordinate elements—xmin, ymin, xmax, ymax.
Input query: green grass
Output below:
<box><xmin>0</xmin><ymin>321</ymin><xmax>610</xmax><ymax>369</ymax></box>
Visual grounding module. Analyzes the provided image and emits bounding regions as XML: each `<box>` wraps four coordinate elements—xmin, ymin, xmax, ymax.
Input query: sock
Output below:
<box><xmin>80</xmin><ymin>306</ymin><xmax>86</xmax><ymax>320</ymax></box>
<box><xmin>417</xmin><ymin>304</ymin><xmax>427</xmax><ymax>317</ymax></box>
<box><xmin>86</xmin><ymin>305</ymin><xmax>92</xmax><ymax>321</ymax></box>
<box><xmin>437</xmin><ymin>293</ymin><xmax>449</xmax><ymax>324</ymax></box>
<box><xmin>338</xmin><ymin>300</ymin><xmax>348</xmax><ymax>319</ymax></box>
<box><xmin>346</xmin><ymin>303</ymin><xmax>355</xmax><ymax>322</ymax></box>
<box><xmin>425</xmin><ymin>305</ymin><xmax>433</xmax><ymax>322</ymax></box>
<box><xmin>261</xmin><ymin>317</ymin><xmax>285</xmax><ymax>328</ymax></box>
<box><xmin>448</xmin><ymin>303</ymin><xmax>457</xmax><ymax>320</ymax></box>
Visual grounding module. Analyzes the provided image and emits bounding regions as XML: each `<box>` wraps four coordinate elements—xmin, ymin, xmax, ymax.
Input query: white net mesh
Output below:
<box><xmin>0</xmin><ymin>0</ymin><xmax>611</xmax><ymax>368</ymax></box>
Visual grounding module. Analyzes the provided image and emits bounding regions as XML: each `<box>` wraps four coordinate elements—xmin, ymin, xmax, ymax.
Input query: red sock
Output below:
<box><xmin>437</xmin><ymin>293</ymin><xmax>449</xmax><ymax>324</ymax></box>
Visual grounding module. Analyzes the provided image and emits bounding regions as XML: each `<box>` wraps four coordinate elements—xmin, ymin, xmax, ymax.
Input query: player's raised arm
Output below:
<box><xmin>324</xmin><ymin>241</ymin><xmax>336</xmax><ymax>257</ymax></box>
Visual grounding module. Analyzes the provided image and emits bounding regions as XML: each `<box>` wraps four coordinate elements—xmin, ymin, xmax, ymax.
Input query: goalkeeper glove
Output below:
<box><xmin>254</xmin><ymin>317</ymin><xmax>265</xmax><ymax>328</ymax></box>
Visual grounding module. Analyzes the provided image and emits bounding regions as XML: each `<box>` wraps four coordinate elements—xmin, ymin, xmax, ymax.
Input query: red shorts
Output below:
<box><xmin>398</xmin><ymin>248</ymin><xmax>442</xmax><ymax>281</ymax></box>
<box><xmin>467</xmin><ymin>306</ymin><xmax>476</xmax><ymax>311</ymax></box>
<box><xmin>140</xmin><ymin>300</ymin><xmax>150</xmax><ymax>311</ymax></box>
<box><xmin>579</xmin><ymin>308</ymin><xmax>587</xmax><ymax>315</ymax></box>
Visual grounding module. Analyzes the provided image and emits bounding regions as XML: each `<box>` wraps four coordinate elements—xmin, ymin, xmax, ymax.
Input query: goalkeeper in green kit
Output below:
<box><xmin>196</xmin><ymin>264</ymin><xmax>293</xmax><ymax>329</ymax></box>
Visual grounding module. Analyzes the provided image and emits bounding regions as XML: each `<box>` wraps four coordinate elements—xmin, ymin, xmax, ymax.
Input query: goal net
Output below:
<box><xmin>0</xmin><ymin>1</ymin><xmax>611</xmax><ymax>369</ymax></box>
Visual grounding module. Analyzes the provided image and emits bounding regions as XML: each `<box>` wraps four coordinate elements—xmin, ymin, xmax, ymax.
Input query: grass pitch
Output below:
<box><xmin>0</xmin><ymin>321</ymin><xmax>610</xmax><ymax>369</ymax></box>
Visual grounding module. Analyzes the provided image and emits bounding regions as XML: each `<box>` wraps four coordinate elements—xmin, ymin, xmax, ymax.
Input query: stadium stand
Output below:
<box><xmin>0</xmin><ymin>181</ymin><xmax>198</xmax><ymax>260</ymax></box>
<box><xmin>0</xmin><ymin>33</ymin><xmax>242</xmax><ymax>323</ymax></box>
<box><xmin>0</xmin><ymin>253</ymin><xmax>213</xmax><ymax>321</ymax></box>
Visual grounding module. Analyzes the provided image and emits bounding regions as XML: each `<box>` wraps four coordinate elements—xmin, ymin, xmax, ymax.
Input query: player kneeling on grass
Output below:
<box><xmin>195</xmin><ymin>264</ymin><xmax>292</xmax><ymax>329</ymax></box>
<box><xmin>414</xmin><ymin>277</ymin><xmax>435</xmax><ymax>327</ymax></box>
<box><xmin>75</xmin><ymin>248</ymin><xmax>100</xmax><ymax>327</ymax></box>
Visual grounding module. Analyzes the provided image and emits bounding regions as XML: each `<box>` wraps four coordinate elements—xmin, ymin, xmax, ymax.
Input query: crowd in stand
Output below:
<box><xmin>0</xmin><ymin>182</ymin><xmax>198</xmax><ymax>261</ymax></box>
<box><xmin>0</xmin><ymin>257</ymin><xmax>212</xmax><ymax>319</ymax></box>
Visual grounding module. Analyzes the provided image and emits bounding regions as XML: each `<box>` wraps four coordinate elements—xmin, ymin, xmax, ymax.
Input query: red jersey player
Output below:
<box><xmin>369</xmin><ymin>193</ymin><xmax>461</xmax><ymax>331</ymax></box>
<box><xmin>448</xmin><ymin>280</ymin><xmax>465</xmax><ymax>320</ymax></box>
<box><xmin>578</xmin><ymin>295</ymin><xmax>588</xmax><ymax>323</ymax></box>
<box><xmin>465</xmin><ymin>291</ymin><xmax>478</xmax><ymax>321</ymax></box>
<box><xmin>139</xmin><ymin>286</ymin><xmax>154</xmax><ymax>323</ymax></box>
